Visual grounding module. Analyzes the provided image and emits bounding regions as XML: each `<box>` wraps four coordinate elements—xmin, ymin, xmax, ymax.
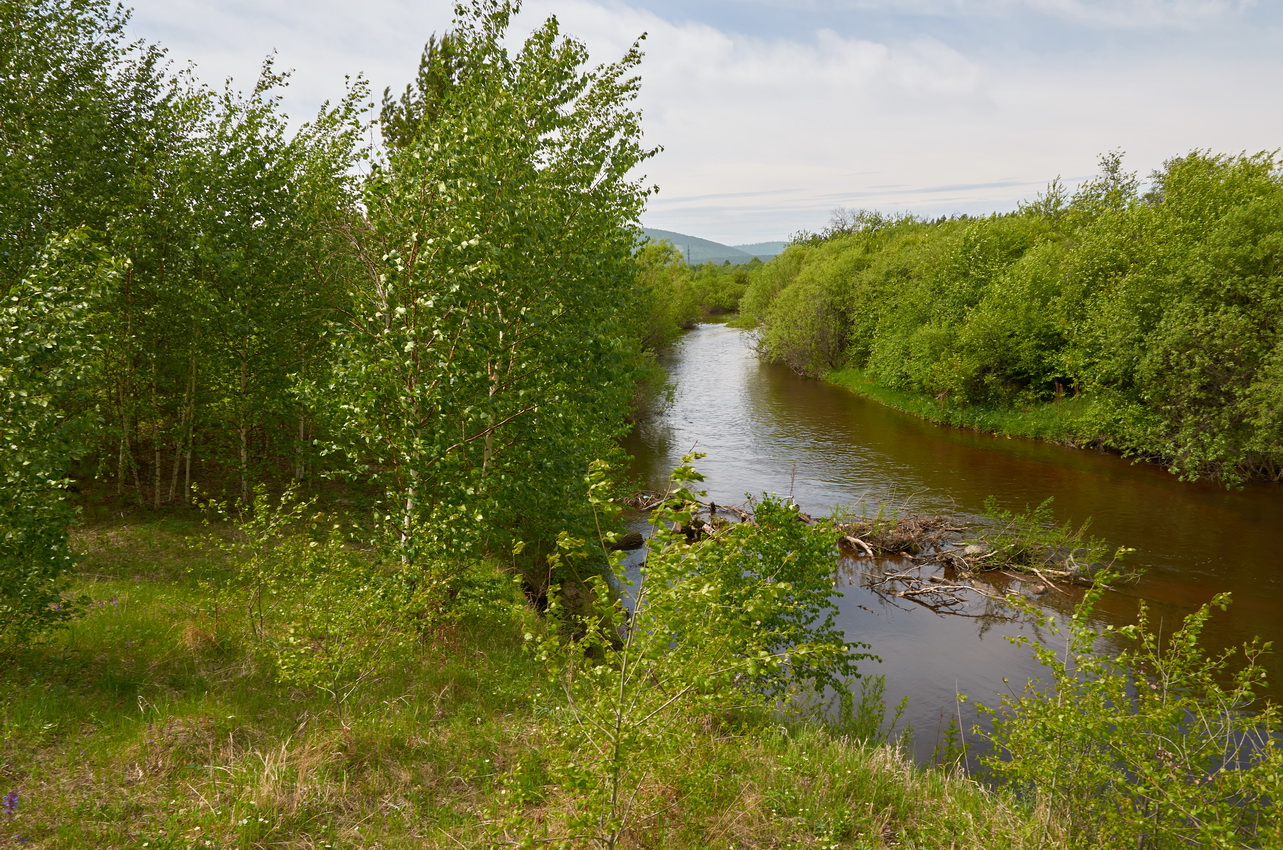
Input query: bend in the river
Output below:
<box><xmin>623</xmin><ymin>323</ymin><xmax>1283</xmax><ymax>763</ymax></box>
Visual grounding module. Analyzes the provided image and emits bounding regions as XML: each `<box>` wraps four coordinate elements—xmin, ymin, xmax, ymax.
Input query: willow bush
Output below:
<box><xmin>975</xmin><ymin>584</ymin><xmax>1283</xmax><ymax>848</ymax></box>
<box><xmin>747</xmin><ymin>150</ymin><xmax>1283</xmax><ymax>483</ymax></box>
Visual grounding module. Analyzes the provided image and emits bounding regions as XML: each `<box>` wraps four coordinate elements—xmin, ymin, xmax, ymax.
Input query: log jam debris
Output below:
<box><xmin>621</xmin><ymin>490</ymin><xmax>1111</xmax><ymax>614</ymax></box>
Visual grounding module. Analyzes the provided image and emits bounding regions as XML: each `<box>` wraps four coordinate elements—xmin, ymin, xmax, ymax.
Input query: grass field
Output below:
<box><xmin>0</xmin><ymin>511</ymin><xmax>1052</xmax><ymax>849</ymax></box>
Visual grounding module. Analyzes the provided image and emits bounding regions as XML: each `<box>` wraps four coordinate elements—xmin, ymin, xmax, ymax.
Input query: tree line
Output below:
<box><xmin>742</xmin><ymin>151</ymin><xmax>1283</xmax><ymax>485</ymax></box>
<box><xmin>1</xmin><ymin>0</ymin><xmax>684</xmax><ymax>644</ymax></box>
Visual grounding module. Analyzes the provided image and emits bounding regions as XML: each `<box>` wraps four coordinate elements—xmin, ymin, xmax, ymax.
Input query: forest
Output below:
<box><xmin>3</xmin><ymin>0</ymin><xmax>1281</xmax><ymax>847</ymax></box>
<box><xmin>741</xmin><ymin>152</ymin><xmax>1283</xmax><ymax>485</ymax></box>
<box><xmin>0</xmin><ymin>0</ymin><xmax>699</xmax><ymax>641</ymax></box>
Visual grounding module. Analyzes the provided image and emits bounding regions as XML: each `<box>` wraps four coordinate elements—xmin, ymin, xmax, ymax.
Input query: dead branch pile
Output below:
<box><xmin>620</xmin><ymin>491</ymin><xmax>667</xmax><ymax>511</ymax></box>
<box><xmin>935</xmin><ymin>544</ymin><xmax>1096</xmax><ymax>585</ymax></box>
<box><xmin>835</xmin><ymin>515</ymin><xmax>959</xmax><ymax>556</ymax></box>
<box><xmin>620</xmin><ymin>492</ymin><xmax>1108</xmax><ymax>596</ymax></box>
<box><xmin>835</xmin><ymin>510</ymin><xmax>1103</xmax><ymax>597</ymax></box>
<box><xmin>866</xmin><ymin>569</ymin><xmax>995</xmax><ymax>602</ymax></box>
<box><xmin>859</xmin><ymin>562</ymin><xmax>1018</xmax><ymax>620</ymax></box>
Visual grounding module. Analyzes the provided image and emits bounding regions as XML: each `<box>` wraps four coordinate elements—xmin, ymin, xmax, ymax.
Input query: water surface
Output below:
<box><xmin>623</xmin><ymin>324</ymin><xmax>1283</xmax><ymax>762</ymax></box>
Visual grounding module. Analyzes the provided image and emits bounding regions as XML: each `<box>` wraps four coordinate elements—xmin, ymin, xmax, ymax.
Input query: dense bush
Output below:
<box><xmin>632</xmin><ymin>241</ymin><xmax>701</xmax><ymax>351</ymax></box>
<box><xmin>0</xmin><ymin>234</ymin><xmax>116</xmax><ymax>645</ymax></box>
<box><xmin>2</xmin><ymin>0</ymin><xmax>367</xmax><ymax>510</ymax></box>
<box><xmin>1</xmin><ymin>0</ymin><xmax>665</xmax><ymax>638</ymax></box>
<box><xmin>315</xmin><ymin>0</ymin><xmax>653</xmax><ymax>593</ymax></box>
<box><xmin>748</xmin><ymin>151</ymin><xmax>1283</xmax><ymax>483</ymax></box>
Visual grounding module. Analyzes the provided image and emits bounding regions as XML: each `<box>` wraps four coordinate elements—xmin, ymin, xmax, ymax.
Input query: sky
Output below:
<box><xmin>121</xmin><ymin>0</ymin><xmax>1283</xmax><ymax>245</ymax></box>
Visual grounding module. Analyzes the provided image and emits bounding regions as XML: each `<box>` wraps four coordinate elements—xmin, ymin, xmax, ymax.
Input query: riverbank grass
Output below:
<box><xmin>0</xmin><ymin>512</ymin><xmax>1051</xmax><ymax>848</ymax></box>
<box><xmin>826</xmin><ymin>367</ymin><xmax>1097</xmax><ymax>445</ymax></box>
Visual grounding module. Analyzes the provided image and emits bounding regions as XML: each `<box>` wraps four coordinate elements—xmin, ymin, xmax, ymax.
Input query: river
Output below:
<box><xmin>622</xmin><ymin>323</ymin><xmax>1283</xmax><ymax>764</ymax></box>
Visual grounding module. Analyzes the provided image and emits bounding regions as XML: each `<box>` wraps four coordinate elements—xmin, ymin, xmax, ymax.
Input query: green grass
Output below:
<box><xmin>826</xmin><ymin>367</ymin><xmax>1099</xmax><ymax>446</ymax></box>
<box><xmin>0</xmin><ymin>513</ymin><xmax>1052</xmax><ymax>848</ymax></box>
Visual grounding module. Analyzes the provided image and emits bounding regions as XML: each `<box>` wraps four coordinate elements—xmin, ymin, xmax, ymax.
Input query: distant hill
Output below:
<box><xmin>733</xmin><ymin>241</ymin><xmax>788</xmax><ymax>260</ymax></box>
<box><xmin>640</xmin><ymin>228</ymin><xmax>785</xmax><ymax>265</ymax></box>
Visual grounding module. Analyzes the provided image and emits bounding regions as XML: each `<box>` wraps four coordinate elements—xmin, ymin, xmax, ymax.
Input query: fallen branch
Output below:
<box><xmin>696</xmin><ymin>499</ymin><xmax>753</xmax><ymax>522</ymax></box>
<box><xmin>842</xmin><ymin>535</ymin><xmax>875</xmax><ymax>558</ymax></box>
<box><xmin>897</xmin><ymin>584</ymin><xmax>972</xmax><ymax>598</ymax></box>
<box><xmin>1031</xmin><ymin>566</ymin><xmax>1072</xmax><ymax>595</ymax></box>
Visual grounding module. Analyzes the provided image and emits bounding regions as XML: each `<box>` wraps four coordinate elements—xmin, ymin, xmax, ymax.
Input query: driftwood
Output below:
<box><xmin>698</xmin><ymin>498</ymin><xmax>753</xmax><ymax>522</ymax></box>
<box><xmin>621</xmin><ymin>491</ymin><xmax>1096</xmax><ymax>601</ymax></box>
<box><xmin>859</xmin><ymin>563</ymin><xmax>1019</xmax><ymax>621</ymax></box>
<box><xmin>935</xmin><ymin>543</ymin><xmax>1094</xmax><ymax>587</ymax></box>
<box><xmin>866</xmin><ymin>569</ymin><xmax>999</xmax><ymax>603</ymax></box>
<box><xmin>1030</xmin><ymin>566</ymin><xmax>1071</xmax><ymax>595</ymax></box>
<box><xmin>620</xmin><ymin>491</ymin><xmax>668</xmax><ymax>511</ymax></box>
<box><xmin>675</xmin><ymin>514</ymin><xmax>732</xmax><ymax>541</ymax></box>
<box><xmin>842</xmin><ymin>535</ymin><xmax>875</xmax><ymax>558</ymax></box>
<box><xmin>621</xmin><ymin>491</ymin><xmax>755</xmax><ymax>521</ymax></box>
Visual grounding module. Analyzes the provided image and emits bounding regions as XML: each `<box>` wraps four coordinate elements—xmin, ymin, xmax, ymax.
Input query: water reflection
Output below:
<box><xmin>624</xmin><ymin>324</ymin><xmax>1283</xmax><ymax>763</ymax></box>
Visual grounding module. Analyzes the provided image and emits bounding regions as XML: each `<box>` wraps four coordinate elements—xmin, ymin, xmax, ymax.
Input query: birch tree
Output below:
<box><xmin>318</xmin><ymin>0</ymin><xmax>654</xmax><ymax>580</ymax></box>
<box><xmin>0</xmin><ymin>233</ymin><xmax>117</xmax><ymax>645</ymax></box>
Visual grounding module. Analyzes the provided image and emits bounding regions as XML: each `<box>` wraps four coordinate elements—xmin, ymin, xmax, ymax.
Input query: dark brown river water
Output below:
<box><xmin>622</xmin><ymin>324</ymin><xmax>1283</xmax><ymax>763</ymax></box>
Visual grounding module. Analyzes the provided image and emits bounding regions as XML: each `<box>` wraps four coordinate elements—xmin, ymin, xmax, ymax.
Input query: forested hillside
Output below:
<box><xmin>743</xmin><ymin>153</ymin><xmax>1283</xmax><ymax>484</ymax></box>
<box><xmin>640</xmin><ymin>227</ymin><xmax>756</xmax><ymax>264</ymax></box>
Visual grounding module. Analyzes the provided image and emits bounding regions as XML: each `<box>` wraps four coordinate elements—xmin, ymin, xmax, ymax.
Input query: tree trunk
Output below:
<box><xmin>239</xmin><ymin>359</ymin><xmax>250</xmax><ymax>503</ymax></box>
<box><xmin>294</xmin><ymin>414</ymin><xmax>306</xmax><ymax>482</ymax></box>
<box><xmin>170</xmin><ymin>355</ymin><xmax>197</xmax><ymax>503</ymax></box>
<box><xmin>184</xmin><ymin>442</ymin><xmax>193</xmax><ymax>504</ymax></box>
<box><xmin>402</xmin><ymin>469</ymin><xmax>418</xmax><ymax>566</ymax></box>
<box><xmin>153</xmin><ymin>364</ymin><xmax>162</xmax><ymax>509</ymax></box>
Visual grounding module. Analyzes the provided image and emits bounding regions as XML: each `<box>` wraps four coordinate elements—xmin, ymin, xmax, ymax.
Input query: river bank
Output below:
<box><xmin>825</xmin><ymin>366</ymin><xmax>1098</xmax><ymax>447</ymax></box>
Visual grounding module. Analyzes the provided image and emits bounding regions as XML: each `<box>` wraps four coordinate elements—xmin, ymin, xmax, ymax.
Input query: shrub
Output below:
<box><xmin>205</xmin><ymin>487</ymin><xmax>454</xmax><ymax>706</ymax></box>
<box><xmin>975</xmin><ymin>583</ymin><xmax>1283</xmax><ymax>848</ymax></box>
<box><xmin>1</xmin><ymin>233</ymin><xmax>116</xmax><ymax>646</ymax></box>
<box><xmin>523</xmin><ymin>457</ymin><xmax>876</xmax><ymax>845</ymax></box>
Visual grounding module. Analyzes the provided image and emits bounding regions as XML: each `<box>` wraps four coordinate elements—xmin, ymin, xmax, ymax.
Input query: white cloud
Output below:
<box><xmin>121</xmin><ymin>0</ymin><xmax>1283</xmax><ymax>243</ymax></box>
<box><xmin>515</xmin><ymin>3</ymin><xmax>992</xmax><ymax>208</ymax></box>
<box><xmin>128</xmin><ymin>0</ymin><xmax>456</xmax><ymax>119</ymax></box>
<box><xmin>744</xmin><ymin>0</ymin><xmax>1255</xmax><ymax>27</ymax></box>
<box><xmin>1020</xmin><ymin>0</ymin><xmax>1255</xmax><ymax>28</ymax></box>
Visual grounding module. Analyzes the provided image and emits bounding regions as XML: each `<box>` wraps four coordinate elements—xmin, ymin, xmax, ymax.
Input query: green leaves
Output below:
<box><xmin>200</xmin><ymin>486</ymin><xmax>448</xmax><ymax>705</ymax></box>
<box><xmin>0</xmin><ymin>231</ymin><xmax>118</xmax><ymax>645</ymax></box>
<box><xmin>0</xmin><ymin>0</ymin><xmax>159</xmax><ymax>280</ymax></box>
<box><xmin>526</xmin><ymin>457</ymin><xmax>874</xmax><ymax>844</ymax></box>
<box><xmin>978</xmin><ymin>585</ymin><xmax>1283</xmax><ymax>848</ymax></box>
<box><xmin>1068</xmin><ymin>152</ymin><xmax>1283</xmax><ymax>482</ymax></box>
<box><xmin>4</xmin><ymin>0</ymin><xmax>371</xmax><ymax>508</ymax></box>
<box><xmin>747</xmin><ymin>150</ymin><xmax>1283</xmax><ymax>483</ymax></box>
<box><xmin>318</xmin><ymin>0</ymin><xmax>655</xmax><ymax>580</ymax></box>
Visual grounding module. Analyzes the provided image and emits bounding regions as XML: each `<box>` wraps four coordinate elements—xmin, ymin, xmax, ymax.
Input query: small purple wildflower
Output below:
<box><xmin>2</xmin><ymin>789</ymin><xmax>18</xmax><ymax>818</ymax></box>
